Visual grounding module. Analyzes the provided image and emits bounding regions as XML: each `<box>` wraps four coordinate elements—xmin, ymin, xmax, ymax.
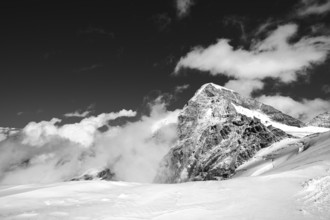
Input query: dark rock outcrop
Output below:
<box><xmin>71</xmin><ymin>168</ymin><xmax>115</xmax><ymax>181</ymax></box>
<box><xmin>307</xmin><ymin>112</ymin><xmax>330</xmax><ymax>128</ymax></box>
<box><xmin>154</xmin><ymin>83</ymin><xmax>296</xmax><ymax>183</ymax></box>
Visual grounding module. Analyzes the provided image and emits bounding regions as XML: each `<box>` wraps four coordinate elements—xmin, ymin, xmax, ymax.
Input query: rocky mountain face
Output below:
<box><xmin>307</xmin><ymin>112</ymin><xmax>330</xmax><ymax>128</ymax></box>
<box><xmin>154</xmin><ymin>83</ymin><xmax>301</xmax><ymax>183</ymax></box>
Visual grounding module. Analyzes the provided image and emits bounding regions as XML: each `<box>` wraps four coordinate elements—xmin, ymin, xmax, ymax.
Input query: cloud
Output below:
<box><xmin>0</xmin><ymin>100</ymin><xmax>180</xmax><ymax>184</ymax></box>
<box><xmin>64</xmin><ymin>110</ymin><xmax>90</xmax><ymax>118</ymax></box>
<box><xmin>224</xmin><ymin>79</ymin><xmax>264</xmax><ymax>96</ymax></box>
<box><xmin>0</xmin><ymin>127</ymin><xmax>18</xmax><ymax>142</ymax></box>
<box><xmin>0</xmin><ymin>134</ymin><xmax>5</xmax><ymax>142</ymax></box>
<box><xmin>64</xmin><ymin>104</ymin><xmax>95</xmax><ymax>118</ymax></box>
<box><xmin>176</xmin><ymin>24</ymin><xmax>330</xmax><ymax>82</ymax></box>
<box><xmin>92</xmin><ymin>103</ymin><xmax>180</xmax><ymax>182</ymax></box>
<box><xmin>258</xmin><ymin>95</ymin><xmax>330</xmax><ymax>121</ymax></box>
<box><xmin>22</xmin><ymin>109</ymin><xmax>137</xmax><ymax>147</ymax></box>
<box><xmin>253</xmin><ymin>18</ymin><xmax>279</xmax><ymax>36</ymax></box>
<box><xmin>174</xmin><ymin>84</ymin><xmax>190</xmax><ymax>93</ymax></box>
<box><xmin>175</xmin><ymin>0</ymin><xmax>195</xmax><ymax>18</ymax></box>
<box><xmin>296</xmin><ymin>0</ymin><xmax>330</xmax><ymax>17</ymax></box>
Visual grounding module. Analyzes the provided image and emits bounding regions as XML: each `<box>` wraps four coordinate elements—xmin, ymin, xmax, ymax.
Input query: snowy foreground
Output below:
<box><xmin>1</xmin><ymin>131</ymin><xmax>330</xmax><ymax>220</ymax></box>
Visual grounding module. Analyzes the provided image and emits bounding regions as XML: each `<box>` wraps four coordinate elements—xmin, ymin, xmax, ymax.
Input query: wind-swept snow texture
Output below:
<box><xmin>1</xmin><ymin>131</ymin><xmax>330</xmax><ymax>220</ymax></box>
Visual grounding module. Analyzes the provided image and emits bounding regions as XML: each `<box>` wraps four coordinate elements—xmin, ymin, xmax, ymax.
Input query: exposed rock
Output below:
<box><xmin>307</xmin><ymin>112</ymin><xmax>330</xmax><ymax>128</ymax></box>
<box><xmin>71</xmin><ymin>168</ymin><xmax>115</xmax><ymax>181</ymax></box>
<box><xmin>154</xmin><ymin>83</ymin><xmax>296</xmax><ymax>183</ymax></box>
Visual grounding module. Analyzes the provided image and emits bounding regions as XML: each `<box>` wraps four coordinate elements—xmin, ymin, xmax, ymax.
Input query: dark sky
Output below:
<box><xmin>1</xmin><ymin>0</ymin><xmax>329</xmax><ymax>128</ymax></box>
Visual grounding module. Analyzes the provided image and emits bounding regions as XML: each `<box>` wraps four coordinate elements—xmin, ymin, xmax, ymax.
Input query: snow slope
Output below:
<box><xmin>1</xmin><ymin>132</ymin><xmax>330</xmax><ymax>220</ymax></box>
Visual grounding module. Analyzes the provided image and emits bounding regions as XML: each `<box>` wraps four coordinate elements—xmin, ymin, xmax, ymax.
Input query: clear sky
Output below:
<box><xmin>1</xmin><ymin>0</ymin><xmax>330</xmax><ymax>128</ymax></box>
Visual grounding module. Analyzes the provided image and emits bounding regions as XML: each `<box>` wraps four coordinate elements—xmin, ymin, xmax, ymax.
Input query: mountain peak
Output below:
<box><xmin>307</xmin><ymin>112</ymin><xmax>330</xmax><ymax>128</ymax></box>
<box><xmin>189</xmin><ymin>82</ymin><xmax>304</xmax><ymax>128</ymax></box>
<box><xmin>191</xmin><ymin>83</ymin><xmax>235</xmax><ymax>101</ymax></box>
<box><xmin>201</xmin><ymin>83</ymin><xmax>234</xmax><ymax>92</ymax></box>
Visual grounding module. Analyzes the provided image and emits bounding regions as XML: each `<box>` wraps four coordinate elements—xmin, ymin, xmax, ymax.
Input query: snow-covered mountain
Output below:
<box><xmin>307</xmin><ymin>112</ymin><xmax>330</xmax><ymax>128</ymax></box>
<box><xmin>155</xmin><ymin>83</ymin><xmax>329</xmax><ymax>183</ymax></box>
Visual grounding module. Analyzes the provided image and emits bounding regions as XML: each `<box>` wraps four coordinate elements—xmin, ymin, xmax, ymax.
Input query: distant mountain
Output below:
<box><xmin>154</xmin><ymin>83</ymin><xmax>304</xmax><ymax>183</ymax></box>
<box><xmin>307</xmin><ymin>112</ymin><xmax>330</xmax><ymax>128</ymax></box>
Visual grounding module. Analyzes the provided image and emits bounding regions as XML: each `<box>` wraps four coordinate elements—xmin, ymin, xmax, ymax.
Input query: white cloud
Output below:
<box><xmin>176</xmin><ymin>24</ymin><xmax>330</xmax><ymax>84</ymax></box>
<box><xmin>296</xmin><ymin>0</ymin><xmax>330</xmax><ymax>17</ymax></box>
<box><xmin>64</xmin><ymin>104</ymin><xmax>95</xmax><ymax>118</ymax></box>
<box><xmin>258</xmin><ymin>95</ymin><xmax>330</xmax><ymax>121</ymax></box>
<box><xmin>64</xmin><ymin>110</ymin><xmax>90</xmax><ymax>118</ymax></box>
<box><xmin>0</xmin><ymin>127</ymin><xmax>18</xmax><ymax>142</ymax></box>
<box><xmin>224</xmin><ymin>79</ymin><xmax>264</xmax><ymax>97</ymax></box>
<box><xmin>91</xmin><ymin>103</ymin><xmax>180</xmax><ymax>182</ymax></box>
<box><xmin>0</xmin><ymin>134</ymin><xmax>5</xmax><ymax>142</ymax></box>
<box><xmin>176</xmin><ymin>0</ymin><xmax>195</xmax><ymax>18</ymax></box>
<box><xmin>22</xmin><ymin>109</ymin><xmax>137</xmax><ymax>147</ymax></box>
<box><xmin>254</xmin><ymin>18</ymin><xmax>278</xmax><ymax>36</ymax></box>
<box><xmin>175</xmin><ymin>84</ymin><xmax>190</xmax><ymax>93</ymax></box>
<box><xmin>0</xmin><ymin>100</ymin><xmax>180</xmax><ymax>184</ymax></box>
<box><xmin>0</xmin><ymin>129</ymin><xmax>8</xmax><ymax>142</ymax></box>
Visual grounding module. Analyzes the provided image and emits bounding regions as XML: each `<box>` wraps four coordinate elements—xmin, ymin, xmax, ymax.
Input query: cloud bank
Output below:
<box><xmin>23</xmin><ymin>110</ymin><xmax>136</xmax><ymax>147</ymax></box>
<box><xmin>0</xmin><ymin>102</ymin><xmax>180</xmax><ymax>184</ymax></box>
